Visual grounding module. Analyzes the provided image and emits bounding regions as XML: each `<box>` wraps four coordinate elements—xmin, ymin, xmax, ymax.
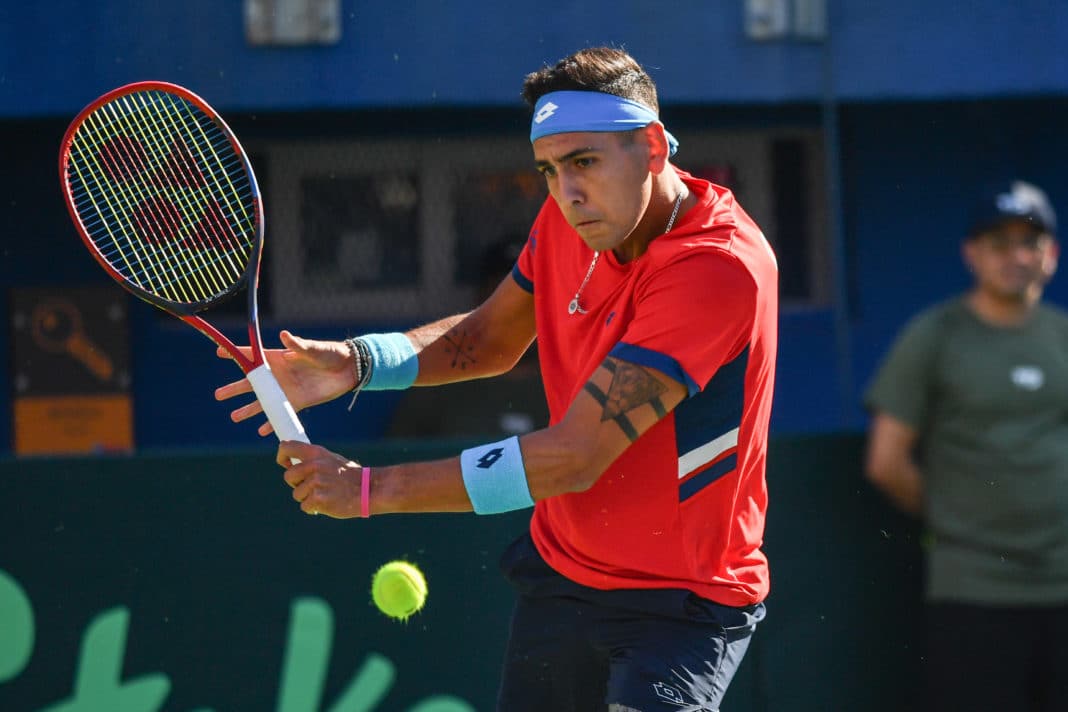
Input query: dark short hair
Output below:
<box><xmin>521</xmin><ymin>47</ymin><xmax>659</xmax><ymax>114</ymax></box>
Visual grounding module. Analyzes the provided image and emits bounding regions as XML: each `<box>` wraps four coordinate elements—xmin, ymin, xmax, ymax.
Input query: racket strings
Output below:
<box><xmin>97</xmin><ymin>94</ymin><xmax>250</xmax><ymax>298</ymax></box>
<box><xmin>65</xmin><ymin>88</ymin><xmax>257</xmax><ymax>307</ymax></box>
<box><xmin>70</xmin><ymin>111</ymin><xmax>247</xmax><ymax>304</ymax></box>
<box><xmin>104</xmin><ymin>95</ymin><xmax>240</xmax><ymax>297</ymax></box>
<box><xmin>71</xmin><ymin>116</ymin><xmax>213</xmax><ymax>300</ymax></box>
<box><xmin>133</xmin><ymin>92</ymin><xmax>250</xmax><ymax>275</ymax></box>
<box><xmin>81</xmin><ymin>108</ymin><xmax>207</xmax><ymax>302</ymax></box>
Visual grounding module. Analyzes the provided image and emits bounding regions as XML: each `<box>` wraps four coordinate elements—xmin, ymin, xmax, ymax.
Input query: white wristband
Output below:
<box><xmin>460</xmin><ymin>436</ymin><xmax>535</xmax><ymax>514</ymax></box>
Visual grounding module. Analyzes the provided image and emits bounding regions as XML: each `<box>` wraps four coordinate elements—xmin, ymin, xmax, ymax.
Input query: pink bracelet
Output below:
<box><xmin>360</xmin><ymin>466</ymin><xmax>371</xmax><ymax>518</ymax></box>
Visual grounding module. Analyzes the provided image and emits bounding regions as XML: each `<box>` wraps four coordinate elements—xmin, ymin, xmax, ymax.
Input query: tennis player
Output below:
<box><xmin>218</xmin><ymin>47</ymin><xmax>778</xmax><ymax>711</ymax></box>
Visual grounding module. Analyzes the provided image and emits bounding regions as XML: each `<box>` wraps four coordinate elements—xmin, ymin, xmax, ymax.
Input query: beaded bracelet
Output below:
<box><xmin>344</xmin><ymin>337</ymin><xmax>373</xmax><ymax>410</ymax></box>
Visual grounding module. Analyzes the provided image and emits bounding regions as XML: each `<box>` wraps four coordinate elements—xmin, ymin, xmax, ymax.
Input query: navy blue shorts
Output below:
<box><xmin>495</xmin><ymin>534</ymin><xmax>764</xmax><ymax>711</ymax></box>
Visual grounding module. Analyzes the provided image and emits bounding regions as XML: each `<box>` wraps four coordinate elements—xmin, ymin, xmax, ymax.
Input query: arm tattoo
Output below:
<box><xmin>442</xmin><ymin>329</ymin><xmax>477</xmax><ymax>370</ymax></box>
<box><xmin>603</xmin><ymin>360</ymin><xmax>667</xmax><ymax>419</ymax></box>
<box><xmin>583</xmin><ymin>359</ymin><xmax>668</xmax><ymax>442</ymax></box>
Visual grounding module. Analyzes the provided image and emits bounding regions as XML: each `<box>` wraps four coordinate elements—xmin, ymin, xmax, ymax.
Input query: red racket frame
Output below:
<box><xmin>59</xmin><ymin>80</ymin><xmax>266</xmax><ymax>376</ymax></box>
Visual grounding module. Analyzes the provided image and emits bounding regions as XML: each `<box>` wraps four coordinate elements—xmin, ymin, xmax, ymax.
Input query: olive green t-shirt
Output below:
<box><xmin>866</xmin><ymin>298</ymin><xmax>1068</xmax><ymax>605</ymax></box>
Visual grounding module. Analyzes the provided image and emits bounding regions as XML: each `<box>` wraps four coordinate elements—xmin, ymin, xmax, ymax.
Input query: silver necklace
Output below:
<box><xmin>567</xmin><ymin>189</ymin><xmax>686</xmax><ymax>316</ymax></box>
<box><xmin>567</xmin><ymin>252</ymin><xmax>600</xmax><ymax>315</ymax></box>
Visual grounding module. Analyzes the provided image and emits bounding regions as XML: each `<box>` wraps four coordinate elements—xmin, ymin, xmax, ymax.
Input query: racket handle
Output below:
<box><xmin>246</xmin><ymin>364</ymin><xmax>310</xmax><ymax>446</ymax></box>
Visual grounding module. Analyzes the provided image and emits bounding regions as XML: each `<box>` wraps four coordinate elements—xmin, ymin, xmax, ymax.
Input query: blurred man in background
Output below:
<box><xmin>865</xmin><ymin>180</ymin><xmax>1068</xmax><ymax>712</ymax></box>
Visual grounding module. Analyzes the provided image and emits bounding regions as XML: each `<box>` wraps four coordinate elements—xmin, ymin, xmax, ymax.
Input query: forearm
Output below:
<box><xmin>868</xmin><ymin>458</ymin><xmax>924</xmax><ymax>516</ymax></box>
<box><xmin>866</xmin><ymin>414</ymin><xmax>925</xmax><ymax>516</ymax></box>
<box><xmin>358</xmin><ymin>276</ymin><xmax>535</xmax><ymax>390</ymax></box>
<box><xmin>368</xmin><ymin>457</ymin><xmax>474</xmax><ymax>514</ymax></box>
<box><xmin>405</xmin><ymin>312</ymin><xmax>524</xmax><ymax>385</ymax></box>
<box><xmin>367</xmin><ymin>377</ymin><xmax>670</xmax><ymax>516</ymax></box>
<box><xmin>314</xmin><ymin>355</ymin><xmax>686</xmax><ymax>519</ymax></box>
<box><xmin>368</xmin><ymin>426</ymin><xmax>592</xmax><ymax>515</ymax></box>
<box><xmin>401</xmin><ymin>309</ymin><xmax>533</xmax><ymax>386</ymax></box>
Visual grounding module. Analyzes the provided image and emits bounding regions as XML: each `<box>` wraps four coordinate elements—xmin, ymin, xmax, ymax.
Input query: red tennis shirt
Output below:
<box><xmin>512</xmin><ymin>169</ymin><xmax>778</xmax><ymax>606</ymax></box>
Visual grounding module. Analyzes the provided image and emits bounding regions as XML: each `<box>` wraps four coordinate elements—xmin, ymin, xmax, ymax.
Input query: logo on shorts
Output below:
<box><xmin>651</xmin><ymin>681</ymin><xmax>685</xmax><ymax>705</ymax></box>
<box><xmin>534</xmin><ymin>102</ymin><xmax>558</xmax><ymax>124</ymax></box>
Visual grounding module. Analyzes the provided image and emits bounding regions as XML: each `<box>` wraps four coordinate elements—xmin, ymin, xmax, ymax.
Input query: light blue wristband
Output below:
<box><xmin>460</xmin><ymin>436</ymin><xmax>535</xmax><ymax>515</ymax></box>
<box><xmin>359</xmin><ymin>332</ymin><xmax>418</xmax><ymax>391</ymax></box>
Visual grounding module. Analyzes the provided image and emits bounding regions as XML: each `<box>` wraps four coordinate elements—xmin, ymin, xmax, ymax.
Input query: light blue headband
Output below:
<box><xmin>530</xmin><ymin>90</ymin><xmax>679</xmax><ymax>156</ymax></box>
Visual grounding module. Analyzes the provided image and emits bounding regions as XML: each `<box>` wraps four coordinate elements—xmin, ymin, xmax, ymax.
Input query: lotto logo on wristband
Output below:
<box><xmin>460</xmin><ymin>436</ymin><xmax>534</xmax><ymax>514</ymax></box>
<box><xmin>476</xmin><ymin>448</ymin><xmax>504</xmax><ymax>469</ymax></box>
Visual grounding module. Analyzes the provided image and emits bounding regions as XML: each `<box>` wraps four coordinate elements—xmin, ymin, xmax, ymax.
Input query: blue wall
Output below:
<box><xmin>833</xmin><ymin>1</ymin><xmax>1068</xmax><ymax>99</ymax></box>
<box><xmin>2</xmin><ymin>1</ymin><xmax>1066</xmax><ymax>119</ymax></box>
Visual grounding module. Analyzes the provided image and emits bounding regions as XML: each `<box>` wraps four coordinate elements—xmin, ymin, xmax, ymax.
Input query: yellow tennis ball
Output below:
<box><xmin>371</xmin><ymin>561</ymin><xmax>427</xmax><ymax>622</ymax></box>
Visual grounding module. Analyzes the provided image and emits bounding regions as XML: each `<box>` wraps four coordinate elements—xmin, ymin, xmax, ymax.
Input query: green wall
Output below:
<box><xmin>0</xmin><ymin>435</ymin><xmax>922</xmax><ymax>711</ymax></box>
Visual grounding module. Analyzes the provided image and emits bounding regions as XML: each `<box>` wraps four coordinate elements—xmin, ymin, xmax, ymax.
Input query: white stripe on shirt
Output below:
<box><xmin>678</xmin><ymin>427</ymin><xmax>740</xmax><ymax>479</ymax></box>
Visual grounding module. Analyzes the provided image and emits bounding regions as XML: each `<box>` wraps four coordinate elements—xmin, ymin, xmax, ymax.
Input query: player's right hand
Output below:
<box><xmin>215</xmin><ymin>330</ymin><xmax>355</xmax><ymax>436</ymax></box>
<box><xmin>276</xmin><ymin>440</ymin><xmax>365</xmax><ymax>518</ymax></box>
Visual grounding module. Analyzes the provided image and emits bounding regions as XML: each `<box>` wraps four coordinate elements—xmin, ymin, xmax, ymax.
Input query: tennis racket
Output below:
<box><xmin>59</xmin><ymin>81</ymin><xmax>309</xmax><ymax>447</ymax></box>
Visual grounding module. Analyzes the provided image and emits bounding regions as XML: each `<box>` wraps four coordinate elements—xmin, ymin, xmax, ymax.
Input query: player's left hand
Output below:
<box><xmin>277</xmin><ymin>440</ymin><xmax>364</xmax><ymax>519</ymax></box>
<box><xmin>215</xmin><ymin>330</ymin><xmax>356</xmax><ymax>437</ymax></box>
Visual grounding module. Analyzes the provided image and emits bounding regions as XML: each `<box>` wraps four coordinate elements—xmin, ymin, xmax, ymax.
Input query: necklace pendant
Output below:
<box><xmin>568</xmin><ymin>250</ymin><xmax>598</xmax><ymax>316</ymax></box>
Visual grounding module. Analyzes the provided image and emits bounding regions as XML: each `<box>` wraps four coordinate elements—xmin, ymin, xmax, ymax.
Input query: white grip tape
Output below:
<box><xmin>246</xmin><ymin>364</ymin><xmax>310</xmax><ymax>445</ymax></box>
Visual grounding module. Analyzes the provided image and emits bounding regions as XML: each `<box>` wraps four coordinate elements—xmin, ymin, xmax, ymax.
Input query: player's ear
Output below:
<box><xmin>1041</xmin><ymin>236</ymin><xmax>1059</xmax><ymax>281</ymax></box>
<box><xmin>961</xmin><ymin>236</ymin><xmax>979</xmax><ymax>274</ymax></box>
<box><xmin>642</xmin><ymin>122</ymin><xmax>670</xmax><ymax>174</ymax></box>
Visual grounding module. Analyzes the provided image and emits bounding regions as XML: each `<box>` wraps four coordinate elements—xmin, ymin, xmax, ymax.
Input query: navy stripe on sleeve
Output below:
<box><xmin>511</xmin><ymin>264</ymin><xmax>534</xmax><ymax>293</ymax></box>
<box><xmin>609</xmin><ymin>342</ymin><xmax>700</xmax><ymax>396</ymax></box>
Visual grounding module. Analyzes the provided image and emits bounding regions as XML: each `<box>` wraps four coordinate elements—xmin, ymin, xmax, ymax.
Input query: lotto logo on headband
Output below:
<box><xmin>530</xmin><ymin>90</ymin><xmax>680</xmax><ymax>156</ymax></box>
<box><xmin>534</xmin><ymin>102</ymin><xmax>558</xmax><ymax>124</ymax></box>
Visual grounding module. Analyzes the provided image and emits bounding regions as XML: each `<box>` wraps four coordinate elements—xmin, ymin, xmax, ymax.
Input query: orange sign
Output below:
<box><xmin>11</xmin><ymin>286</ymin><xmax>133</xmax><ymax>455</ymax></box>
<box><xmin>14</xmin><ymin>395</ymin><xmax>133</xmax><ymax>454</ymax></box>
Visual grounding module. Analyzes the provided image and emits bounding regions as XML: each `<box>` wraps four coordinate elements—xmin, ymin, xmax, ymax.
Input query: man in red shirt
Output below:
<box><xmin>218</xmin><ymin>47</ymin><xmax>777</xmax><ymax>711</ymax></box>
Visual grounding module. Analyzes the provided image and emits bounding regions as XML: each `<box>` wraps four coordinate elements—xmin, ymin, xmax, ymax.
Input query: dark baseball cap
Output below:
<box><xmin>969</xmin><ymin>180</ymin><xmax>1058</xmax><ymax>238</ymax></box>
